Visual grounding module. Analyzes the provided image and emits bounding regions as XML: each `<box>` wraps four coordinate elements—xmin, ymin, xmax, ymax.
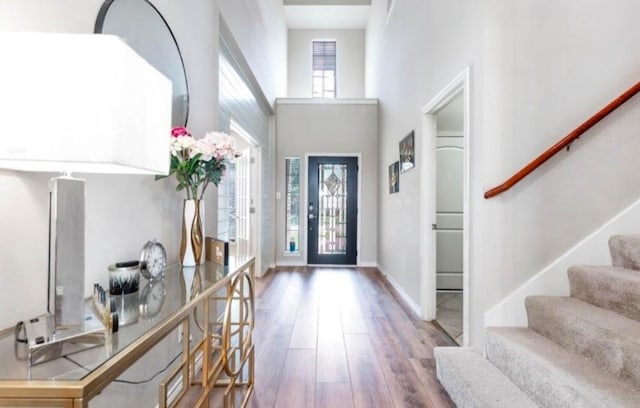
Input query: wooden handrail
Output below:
<box><xmin>484</xmin><ymin>81</ymin><xmax>640</xmax><ymax>199</ymax></box>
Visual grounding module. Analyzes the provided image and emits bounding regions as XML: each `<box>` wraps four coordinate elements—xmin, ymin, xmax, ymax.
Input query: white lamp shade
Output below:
<box><xmin>0</xmin><ymin>32</ymin><xmax>172</xmax><ymax>175</ymax></box>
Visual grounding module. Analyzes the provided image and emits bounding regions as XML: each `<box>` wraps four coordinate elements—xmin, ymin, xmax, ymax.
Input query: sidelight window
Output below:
<box><xmin>285</xmin><ymin>158</ymin><xmax>301</xmax><ymax>253</ymax></box>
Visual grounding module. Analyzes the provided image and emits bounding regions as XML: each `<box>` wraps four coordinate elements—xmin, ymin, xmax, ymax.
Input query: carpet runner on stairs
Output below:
<box><xmin>435</xmin><ymin>234</ymin><xmax>640</xmax><ymax>407</ymax></box>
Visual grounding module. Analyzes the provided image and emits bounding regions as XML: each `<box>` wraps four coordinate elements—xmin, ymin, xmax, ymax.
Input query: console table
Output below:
<box><xmin>0</xmin><ymin>257</ymin><xmax>255</xmax><ymax>408</ymax></box>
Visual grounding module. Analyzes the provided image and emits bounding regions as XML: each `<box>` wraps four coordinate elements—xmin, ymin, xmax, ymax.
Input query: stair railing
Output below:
<box><xmin>484</xmin><ymin>81</ymin><xmax>640</xmax><ymax>199</ymax></box>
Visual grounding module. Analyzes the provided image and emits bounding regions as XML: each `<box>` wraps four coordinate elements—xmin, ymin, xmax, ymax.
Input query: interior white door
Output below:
<box><xmin>435</xmin><ymin>134</ymin><xmax>464</xmax><ymax>290</ymax></box>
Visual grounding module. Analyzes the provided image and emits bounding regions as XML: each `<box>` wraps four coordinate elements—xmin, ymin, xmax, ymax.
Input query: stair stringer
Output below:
<box><xmin>484</xmin><ymin>195</ymin><xmax>640</xmax><ymax>328</ymax></box>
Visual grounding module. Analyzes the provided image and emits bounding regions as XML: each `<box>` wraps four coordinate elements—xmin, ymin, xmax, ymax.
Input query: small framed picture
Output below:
<box><xmin>399</xmin><ymin>130</ymin><xmax>415</xmax><ymax>173</ymax></box>
<box><xmin>205</xmin><ymin>237</ymin><xmax>229</xmax><ymax>265</ymax></box>
<box><xmin>389</xmin><ymin>161</ymin><xmax>399</xmax><ymax>194</ymax></box>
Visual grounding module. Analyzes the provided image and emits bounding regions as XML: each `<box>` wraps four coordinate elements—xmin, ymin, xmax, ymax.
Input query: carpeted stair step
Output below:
<box><xmin>609</xmin><ymin>235</ymin><xmax>640</xmax><ymax>270</ymax></box>
<box><xmin>485</xmin><ymin>327</ymin><xmax>640</xmax><ymax>408</ymax></box>
<box><xmin>434</xmin><ymin>347</ymin><xmax>537</xmax><ymax>408</ymax></box>
<box><xmin>526</xmin><ymin>296</ymin><xmax>640</xmax><ymax>387</ymax></box>
<box><xmin>568</xmin><ymin>265</ymin><xmax>640</xmax><ymax>322</ymax></box>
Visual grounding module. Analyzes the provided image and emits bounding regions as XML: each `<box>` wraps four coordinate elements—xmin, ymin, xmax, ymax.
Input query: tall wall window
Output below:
<box><xmin>312</xmin><ymin>41</ymin><xmax>336</xmax><ymax>98</ymax></box>
<box><xmin>285</xmin><ymin>158</ymin><xmax>301</xmax><ymax>253</ymax></box>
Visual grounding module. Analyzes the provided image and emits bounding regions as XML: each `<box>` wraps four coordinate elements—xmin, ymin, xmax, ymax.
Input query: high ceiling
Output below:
<box><xmin>283</xmin><ymin>0</ymin><xmax>372</xmax><ymax>30</ymax></box>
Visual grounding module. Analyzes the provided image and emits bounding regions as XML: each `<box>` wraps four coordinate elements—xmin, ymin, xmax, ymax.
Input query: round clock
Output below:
<box><xmin>139</xmin><ymin>279</ymin><xmax>167</xmax><ymax>319</ymax></box>
<box><xmin>139</xmin><ymin>240</ymin><xmax>167</xmax><ymax>280</ymax></box>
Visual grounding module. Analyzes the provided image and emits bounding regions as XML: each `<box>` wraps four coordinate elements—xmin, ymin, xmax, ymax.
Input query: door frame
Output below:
<box><xmin>230</xmin><ymin>120</ymin><xmax>262</xmax><ymax>276</ymax></box>
<box><xmin>420</xmin><ymin>66</ymin><xmax>470</xmax><ymax>345</ymax></box>
<box><xmin>304</xmin><ymin>153</ymin><xmax>362</xmax><ymax>266</ymax></box>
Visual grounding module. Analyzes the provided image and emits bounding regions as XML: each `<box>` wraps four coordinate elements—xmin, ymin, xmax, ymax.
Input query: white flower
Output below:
<box><xmin>161</xmin><ymin>128</ymin><xmax>240</xmax><ymax>200</ymax></box>
<box><xmin>190</xmin><ymin>138</ymin><xmax>216</xmax><ymax>161</ymax></box>
<box><xmin>170</xmin><ymin>135</ymin><xmax>195</xmax><ymax>156</ymax></box>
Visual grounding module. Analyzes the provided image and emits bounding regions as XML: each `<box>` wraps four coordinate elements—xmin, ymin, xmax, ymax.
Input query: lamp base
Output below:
<box><xmin>48</xmin><ymin>176</ymin><xmax>85</xmax><ymax>333</ymax></box>
<box><xmin>16</xmin><ymin>175</ymin><xmax>103</xmax><ymax>367</ymax></box>
<box><xmin>21</xmin><ymin>311</ymin><xmax>108</xmax><ymax>367</ymax></box>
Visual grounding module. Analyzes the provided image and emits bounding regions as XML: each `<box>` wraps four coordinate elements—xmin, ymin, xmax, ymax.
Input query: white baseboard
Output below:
<box><xmin>275</xmin><ymin>261</ymin><xmax>379</xmax><ymax>268</ymax></box>
<box><xmin>485</xmin><ymin>194</ymin><xmax>640</xmax><ymax>328</ymax></box>
<box><xmin>275</xmin><ymin>260</ymin><xmax>307</xmax><ymax>267</ymax></box>
<box><xmin>382</xmin><ymin>270</ymin><xmax>422</xmax><ymax>319</ymax></box>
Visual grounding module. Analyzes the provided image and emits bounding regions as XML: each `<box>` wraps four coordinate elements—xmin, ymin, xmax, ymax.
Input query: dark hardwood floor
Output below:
<box><xmin>245</xmin><ymin>266</ymin><xmax>456</xmax><ymax>408</ymax></box>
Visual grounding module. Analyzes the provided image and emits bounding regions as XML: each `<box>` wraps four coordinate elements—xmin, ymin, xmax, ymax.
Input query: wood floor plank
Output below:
<box><xmin>274</xmin><ymin>273</ymin><xmax>304</xmax><ymax>325</ymax></box>
<box><xmin>315</xmin><ymin>298</ymin><xmax>350</xmax><ymax>382</ymax></box>
<box><xmin>250</xmin><ymin>323</ymin><xmax>294</xmax><ymax>408</ymax></box>
<box><xmin>247</xmin><ymin>266</ymin><xmax>454</xmax><ymax>408</ymax></box>
<box><xmin>253</xmin><ymin>268</ymin><xmax>277</xmax><ymax>299</ymax></box>
<box><xmin>352</xmin><ymin>269</ymin><xmax>390</xmax><ymax>319</ymax></box>
<box><xmin>368</xmin><ymin>317</ymin><xmax>438</xmax><ymax>407</ymax></box>
<box><xmin>355</xmin><ymin>272</ymin><xmax>434</xmax><ymax>360</ymax></box>
<box><xmin>318</xmin><ymin>300</ymin><xmax>343</xmax><ymax>335</ymax></box>
<box><xmin>274</xmin><ymin>349</ymin><xmax>316</xmax><ymax>408</ymax></box>
<box><xmin>409</xmin><ymin>358</ymin><xmax>456</xmax><ymax>408</ymax></box>
<box><xmin>256</xmin><ymin>270</ymin><xmax>291</xmax><ymax>311</ymax></box>
<box><xmin>341</xmin><ymin>316</ymin><xmax>369</xmax><ymax>334</ymax></box>
<box><xmin>315</xmin><ymin>382</ymin><xmax>355</xmax><ymax>408</ymax></box>
<box><xmin>344</xmin><ymin>334</ymin><xmax>395</xmax><ymax>408</ymax></box>
<box><xmin>289</xmin><ymin>302</ymin><xmax>318</xmax><ymax>349</ymax></box>
<box><xmin>316</xmin><ymin>333</ymin><xmax>350</xmax><ymax>383</ymax></box>
<box><xmin>382</xmin><ymin>318</ymin><xmax>434</xmax><ymax>359</ymax></box>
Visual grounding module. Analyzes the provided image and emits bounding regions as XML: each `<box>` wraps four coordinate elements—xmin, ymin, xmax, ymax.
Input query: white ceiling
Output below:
<box><xmin>284</xmin><ymin>5</ymin><xmax>371</xmax><ymax>30</ymax></box>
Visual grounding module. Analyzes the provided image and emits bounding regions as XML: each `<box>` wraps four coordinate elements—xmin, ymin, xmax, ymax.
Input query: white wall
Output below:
<box><xmin>367</xmin><ymin>0</ymin><xmax>484</xmax><ymax>344</ymax></box>
<box><xmin>368</xmin><ymin>0</ymin><xmax>640</xmax><ymax>347</ymax></box>
<box><xmin>485</xmin><ymin>195</ymin><xmax>640</xmax><ymax>328</ymax></box>
<box><xmin>275</xmin><ymin>100</ymin><xmax>378</xmax><ymax>266</ymax></box>
<box><xmin>219</xmin><ymin>0</ymin><xmax>287</xmax><ymax>272</ymax></box>
<box><xmin>0</xmin><ymin>0</ymin><xmax>286</xmax><ymax>329</ymax></box>
<box><xmin>288</xmin><ymin>29</ymin><xmax>365</xmax><ymax>98</ymax></box>
<box><xmin>220</xmin><ymin>0</ymin><xmax>288</xmax><ymax>104</ymax></box>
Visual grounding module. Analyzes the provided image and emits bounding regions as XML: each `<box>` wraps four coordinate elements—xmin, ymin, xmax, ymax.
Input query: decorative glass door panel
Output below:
<box><xmin>308</xmin><ymin>156</ymin><xmax>358</xmax><ymax>265</ymax></box>
<box><xmin>318</xmin><ymin>164</ymin><xmax>347</xmax><ymax>255</ymax></box>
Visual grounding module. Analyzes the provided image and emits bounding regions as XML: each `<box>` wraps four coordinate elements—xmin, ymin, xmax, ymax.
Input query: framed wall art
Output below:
<box><xmin>399</xmin><ymin>130</ymin><xmax>415</xmax><ymax>173</ymax></box>
<box><xmin>389</xmin><ymin>161</ymin><xmax>399</xmax><ymax>194</ymax></box>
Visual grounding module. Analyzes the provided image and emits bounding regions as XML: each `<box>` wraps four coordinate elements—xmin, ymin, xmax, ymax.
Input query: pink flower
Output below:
<box><xmin>160</xmin><ymin>129</ymin><xmax>239</xmax><ymax>199</ymax></box>
<box><xmin>171</xmin><ymin>126</ymin><xmax>190</xmax><ymax>137</ymax></box>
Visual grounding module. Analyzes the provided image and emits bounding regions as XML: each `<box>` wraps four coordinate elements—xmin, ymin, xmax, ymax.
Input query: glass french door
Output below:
<box><xmin>307</xmin><ymin>156</ymin><xmax>358</xmax><ymax>265</ymax></box>
<box><xmin>235</xmin><ymin>147</ymin><xmax>251</xmax><ymax>258</ymax></box>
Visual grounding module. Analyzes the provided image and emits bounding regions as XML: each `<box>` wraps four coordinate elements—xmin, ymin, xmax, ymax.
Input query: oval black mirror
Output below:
<box><xmin>95</xmin><ymin>0</ymin><xmax>189</xmax><ymax>127</ymax></box>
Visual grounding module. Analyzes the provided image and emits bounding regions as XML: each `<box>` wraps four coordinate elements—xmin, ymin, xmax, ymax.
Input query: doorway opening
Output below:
<box><xmin>218</xmin><ymin>119</ymin><xmax>260</xmax><ymax>266</ymax></box>
<box><xmin>307</xmin><ymin>156</ymin><xmax>359</xmax><ymax>265</ymax></box>
<box><xmin>420</xmin><ymin>67</ymin><xmax>470</xmax><ymax>345</ymax></box>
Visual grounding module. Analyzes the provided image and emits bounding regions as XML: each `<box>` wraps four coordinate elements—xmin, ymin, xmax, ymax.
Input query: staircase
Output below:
<box><xmin>435</xmin><ymin>235</ymin><xmax>640</xmax><ymax>407</ymax></box>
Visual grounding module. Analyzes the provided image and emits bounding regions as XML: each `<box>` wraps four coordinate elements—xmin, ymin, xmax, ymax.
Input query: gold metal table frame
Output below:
<box><xmin>0</xmin><ymin>257</ymin><xmax>255</xmax><ymax>408</ymax></box>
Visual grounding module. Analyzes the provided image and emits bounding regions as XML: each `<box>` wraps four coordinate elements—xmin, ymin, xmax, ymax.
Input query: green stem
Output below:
<box><xmin>199</xmin><ymin>180</ymin><xmax>209</xmax><ymax>200</ymax></box>
<box><xmin>191</xmin><ymin>182</ymin><xmax>198</xmax><ymax>200</ymax></box>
